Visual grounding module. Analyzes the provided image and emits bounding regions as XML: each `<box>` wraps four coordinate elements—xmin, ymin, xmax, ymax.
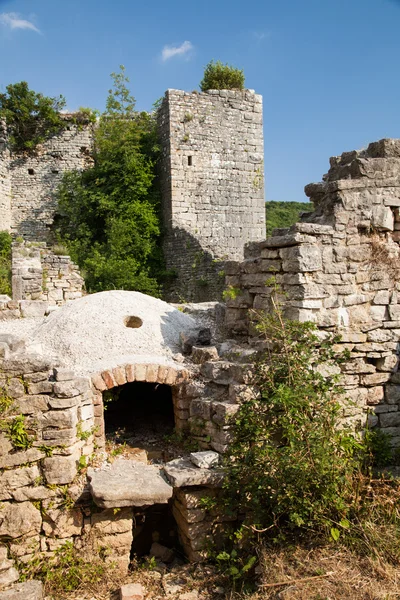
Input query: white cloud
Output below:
<box><xmin>253</xmin><ymin>30</ymin><xmax>270</xmax><ymax>42</ymax></box>
<box><xmin>0</xmin><ymin>12</ymin><xmax>40</xmax><ymax>33</ymax></box>
<box><xmin>161</xmin><ymin>40</ymin><xmax>193</xmax><ymax>62</ymax></box>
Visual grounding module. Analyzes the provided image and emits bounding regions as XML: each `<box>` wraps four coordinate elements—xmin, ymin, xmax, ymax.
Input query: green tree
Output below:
<box><xmin>55</xmin><ymin>66</ymin><xmax>163</xmax><ymax>295</ymax></box>
<box><xmin>200</xmin><ymin>60</ymin><xmax>245</xmax><ymax>91</ymax></box>
<box><xmin>265</xmin><ymin>200</ymin><xmax>313</xmax><ymax>236</ymax></box>
<box><xmin>0</xmin><ymin>81</ymin><xmax>66</xmax><ymax>153</ymax></box>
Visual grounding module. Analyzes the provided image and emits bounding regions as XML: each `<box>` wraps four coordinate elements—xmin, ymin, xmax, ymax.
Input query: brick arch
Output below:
<box><xmin>90</xmin><ymin>362</ymin><xmax>191</xmax><ymax>447</ymax></box>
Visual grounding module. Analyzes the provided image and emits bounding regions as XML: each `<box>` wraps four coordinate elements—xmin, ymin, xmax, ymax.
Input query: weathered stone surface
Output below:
<box><xmin>280</xmin><ymin>245</ymin><xmax>322</xmax><ymax>273</ymax></box>
<box><xmin>191</xmin><ymin>346</ymin><xmax>219</xmax><ymax>364</ymax></box>
<box><xmin>0</xmin><ymin>502</ymin><xmax>41</xmax><ymax>539</ymax></box>
<box><xmin>190</xmin><ymin>451</ymin><xmax>219</xmax><ymax>469</ymax></box>
<box><xmin>0</xmin><ymin>466</ymin><xmax>41</xmax><ymax>500</ymax></box>
<box><xmin>164</xmin><ymin>458</ymin><xmax>224</xmax><ymax>488</ymax></box>
<box><xmin>88</xmin><ymin>459</ymin><xmax>173</xmax><ymax>508</ymax></box>
<box><xmin>42</xmin><ymin>508</ymin><xmax>83</xmax><ymax>538</ymax></box>
<box><xmin>91</xmin><ymin>507</ymin><xmax>133</xmax><ymax>534</ymax></box>
<box><xmin>0</xmin><ymin>580</ymin><xmax>43</xmax><ymax>599</ymax></box>
<box><xmin>20</xmin><ymin>301</ymin><xmax>48</xmax><ymax>318</ymax></box>
<box><xmin>120</xmin><ymin>583</ymin><xmax>144</xmax><ymax>600</ymax></box>
<box><xmin>371</xmin><ymin>206</ymin><xmax>394</xmax><ymax>231</ymax></box>
<box><xmin>43</xmin><ymin>455</ymin><xmax>78</xmax><ymax>485</ymax></box>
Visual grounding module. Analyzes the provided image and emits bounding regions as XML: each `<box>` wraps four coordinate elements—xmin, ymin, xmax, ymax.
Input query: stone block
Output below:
<box><xmin>88</xmin><ymin>459</ymin><xmax>172</xmax><ymax>508</ymax></box>
<box><xmin>53</xmin><ymin>367</ymin><xmax>75</xmax><ymax>381</ymax></box>
<box><xmin>164</xmin><ymin>457</ymin><xmax>224</xmax><ymax>488</ymax></box>
<box><xmin>113</xmin><ymin>366</ymin><xmax>127</xmax><ymax>386</ymax></box>
<box><xmin>0</xmin><ymin>502</ymin><xmax>41</xmax><ymax>539</ymax></box>
<box><xmin>39</xmin><ymin>407</ymin><xmax>78</xmax><ymax>429</ymax></box>
<box><xmin>0</xmin><ymin>466</ymin><xmax>41</xmax><ymax>500</ymax></box>
<box><xmin>42</xmin><ymin>508</ymin><xmax>83</xmax><ymax>538</ymax></box>
<box><xmin>191</xmin><ymin>346</ymin><xmax>219</xmax><ymax>364</ymax></box>
<box><xmin>120</xmin><ymin>583</ymin><xmax>144</xmax><ymax>600</ymax></box>
<box><xmin>371</xmin><ymin>206</ymin><xmax>394</xmax><ymax>231</ymax></box>
<box><xmin>20</xmin><ymin>301</ymin><xmax>48</xmax><ymax>318</ymax></box>
<box><xmin>92</xmin><ymin>373</ymin><xmax>108</xmax><ymax>391</ymax></box>
<box><xmin>386</xmin><ymin>385</ymin><xmax>400</xmax><ymax>404</ymax></box>
<box><xmin>190</xmin><ymin>451</ymin><xmax>219</xmax><ymax>469</ymax></box>
<box><xmin>280</xmin><ymin>245</ymin><xmax>322</xmax><ymax>273</ymax></box>
<box><xmin>43</xmin><ymin>455</ymin><xmax>78</xmax><ymax>484</ymax></box>
<box><xmin>53</xmin><ymin>378</ymin><xmax>90</xmax><ymax>398</ymax></box>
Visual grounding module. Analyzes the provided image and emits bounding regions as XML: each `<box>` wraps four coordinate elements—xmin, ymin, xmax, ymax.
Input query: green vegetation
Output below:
<box><xmin>223</xmin><ymin>280</ymin><xmax>357</xmax><ymax>539</ymax></box>
<box><xmin>200</xmin><ymin>60</ymin><xmax>245</xmax><ymax>91</ymax></box>
<box><xmin>3</xmin><ymin>414</ymin><xmax>33</xmax><ymax>450</ymax></box>
<box><xmin>265</xmin><ymin>200</ymin><xmax>313</xmax><ymax>236</ymax></box>
<box><xmin>221</xmin><ymin>281</ymin><xmax>400</xmax><ymax>572</ymax></box>
<box><xmin>0</xmin><ymin>231</ymin><xmax>12</xmax><ymax>295</ymax></box>
<box><xmin>0</xmin><ymin>81</ymin><xmax>67</xmax><ymax>153</ymax></box>
<box><xmin>55</xmin><ymin>66</ymin><xmax>163</xmax><ymax>296</ymax></box>
<box><xmin>20</xmin><ymin>541</ymin><xmax>113</xmax><ymax>595</ymax></box>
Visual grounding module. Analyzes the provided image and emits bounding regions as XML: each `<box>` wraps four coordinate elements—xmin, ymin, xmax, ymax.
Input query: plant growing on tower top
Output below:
<box><xmin>200</xmin><ymin>60</ymin><xmax>245</xmax><ymax>91</ymax></box>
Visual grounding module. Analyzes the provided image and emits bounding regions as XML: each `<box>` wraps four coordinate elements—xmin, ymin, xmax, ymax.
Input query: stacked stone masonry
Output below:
<box><xmin>0</xmin><ymin>333</ymin><xmax>249</xmax><ymax>589</ymax></box>
<box><xmin>225</xmin><ymin>138</ymin><xmax>400</xmax><ymax>440</ymax></box>
<box><xmin>158</xmin><ymin>89</ymin><xmax>266</xmax><ymax>302</ymax></box>
<box><xmin>5</xmin><ymin>116</ymin><xmax>93</xmax><ymax>240</ymax></box>
<box><xmin>0</xmin><ymin>119</ymin><xmax>11</xmax><ymax>233</ymax></box>
<box><xmin>11</xmin><ymin>240</ymin><xmax>84</xmax><ymax>306</ymax></box>
<box><xmin>1</xmin><ymin>91</ymin><xmax>266</xmax><ymax>305</ymax></box>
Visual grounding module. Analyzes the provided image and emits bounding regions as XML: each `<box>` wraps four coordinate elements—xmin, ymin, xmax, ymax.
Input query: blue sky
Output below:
<box><xmin>1</xmin><ymin>0</ymin><xmax>400</xmax><ymax>202</ymax></box>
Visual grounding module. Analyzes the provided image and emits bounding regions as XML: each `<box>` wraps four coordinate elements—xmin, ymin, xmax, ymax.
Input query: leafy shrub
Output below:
<box><xmin>0</xmin><ymin>231</ymin><xmax>12</xmax><ymax>295</ymax></box>
<box><xmin>19</xmin><ymin>541</ymin><xmax>111</xmax><ymax>595</ymax></box>
<box><xmin>0</xmin><ymin>81</ymin><xmax>66</xmax><ymax>153</ymax></box>
<box><xmin>55</xmin><ymin>66</ymin><xmax>163</xmax><ymax>296</ymax></box>
<box><xmin>3</xmin><ymin>414</ymin><xmax>33</xmax><ymax>450</ymax></box>
<box><xmin>200</xmin><ymin>60</ymin><xmax>245</xmax><ymax>91</ymax></box>
<box><xmin>223</xmin><ymin>280</ymin><xmax>362</xmax><ymax>539</ymax></box>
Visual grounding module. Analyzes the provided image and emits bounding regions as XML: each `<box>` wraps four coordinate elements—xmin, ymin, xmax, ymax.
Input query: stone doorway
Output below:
<box><xmin>103</xmin><ymin>381</ymin><xmax>176</xmax><ymax>462</ymax></box>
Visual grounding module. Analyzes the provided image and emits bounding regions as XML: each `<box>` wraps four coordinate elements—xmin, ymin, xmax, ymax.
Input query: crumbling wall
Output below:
<box><xmin>9</xmin><ymin>117</ymin><xmax>93</xmax><ymax>241</ymax></box>
<box><xmin>11</xmin><ymin>241</ymin><xmax>84</xmax><ymax>306</ymax></box>
<box><xmin>0</xmin><ymin>119</ymin><xmax>11</xmax><ymax>232</ymax></box>
<box><xmin>225</xmin><ymin>138</ymin><xmax>400</xmax><ymax>438</ymax></box>
<box><xmin>158</xmin><ymin>89</ymin><xmax>265</xmax><ymax>302</ymax></box>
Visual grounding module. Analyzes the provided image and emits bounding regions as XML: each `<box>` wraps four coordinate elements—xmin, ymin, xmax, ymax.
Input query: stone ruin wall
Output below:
<box><xmin>1</xmin><ymin>90</ymin><xmax>265</xmax><ymax>307</ymax></box>
<box><xmin>0</xmin><ymin>120</ymin><xmax>11</xmax><ymax>233</ymax></box>
<box><xmin>0</xmin><ymin>336</ymin><xmax>251</xmax><ymax>586</ymax></box>
<box><xmin>8</xmin><ymin>117</ymin><xmax>93</xmax><ymax>242</ymax></box>
<box><xmin>11</xmin><ymin>241</ymin><xmax>84</xmax><ymax>307</ymax></box>
<box><xmin>158</xmin><ymin>89</ymin><xmax>266</xmax><ymax>302</ymax></box>
<box><xmin>225</xmin><ymin>138</ymin><xmax>400</xmax><ymax>440</ymax></box>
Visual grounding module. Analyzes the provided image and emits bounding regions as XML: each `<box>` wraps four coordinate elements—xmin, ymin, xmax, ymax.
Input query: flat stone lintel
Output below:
<box><xmin>88</xmin><ymin>459</ymin><xmax>173</xmax><ymax>508</ymax></box>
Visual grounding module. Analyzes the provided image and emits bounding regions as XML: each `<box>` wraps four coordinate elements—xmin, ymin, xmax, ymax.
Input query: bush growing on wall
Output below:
<box><xmin>200</xmin><ymin>60</ymin><xmax>245</xmax><ymax>91</ymax></box>
<box><xmin>55</xmin><ymin>66</ymin><xmax>163</xmax><ymax>296</ymax></box>
<box><xmin>0</xmin><ymin>81</ymin><xmax>67</xmax><ymax>153</ymax></box>
<box><xmin>223</xmin><ymin>280</ymin><xmax>362</xmax><ymax>538</ymax></box>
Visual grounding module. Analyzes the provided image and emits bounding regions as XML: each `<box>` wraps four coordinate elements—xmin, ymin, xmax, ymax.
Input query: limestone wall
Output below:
<box><xmin>225</xmin><ymin>138</ymin><xmax>400</xmax><ymax>438</ymax></box>
<box><xmin>9</xmin><ymin>117</ymin><xmax>93</xmax><ymax>241</ymax></box>
<box><xmin>158</xmin><ymin>89</ymin><xmax>265</xmax><ymax>302</ymax></box>
<box><xmin>0</xmin><ymin>119</ymin><xmax>11</xmax><ymax>232</ymax></box>
<box><xmin>11</xmin><ymin>241</ymin><xmax>84</xmax><ymax>305</ymax></box>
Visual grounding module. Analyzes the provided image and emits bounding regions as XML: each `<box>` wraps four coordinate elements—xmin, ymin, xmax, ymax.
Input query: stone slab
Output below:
<box><xmin>0</xmin><ymin>580</ymin><xmax>43</xmax><ymax>599</ymax></box>
<box><xmin>190</xmin><ymin>451</ymin><xmax>219</xmax><ymax>469</ymax></box>
<box><xmin>88</xmin><ymin>459</ymin><xmax>173</xmax><ymax>508</ymax></box>
<box><xmin>163</xmin><ymin>458</ymin><xmax>224</xmax><ymax>488</ymax></box>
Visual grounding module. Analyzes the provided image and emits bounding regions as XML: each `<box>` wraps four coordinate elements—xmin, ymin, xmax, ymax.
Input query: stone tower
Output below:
<box><xmin>158</xmin><ymin>89</ymin><xmax>266</xmax><ymax>302</ymax></box>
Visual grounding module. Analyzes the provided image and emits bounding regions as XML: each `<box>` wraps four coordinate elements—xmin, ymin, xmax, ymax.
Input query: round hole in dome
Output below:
<box><xmin>124</xmin><ymin>316</ymin><xmax>143</xmax><ymax>329</ymax></box>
